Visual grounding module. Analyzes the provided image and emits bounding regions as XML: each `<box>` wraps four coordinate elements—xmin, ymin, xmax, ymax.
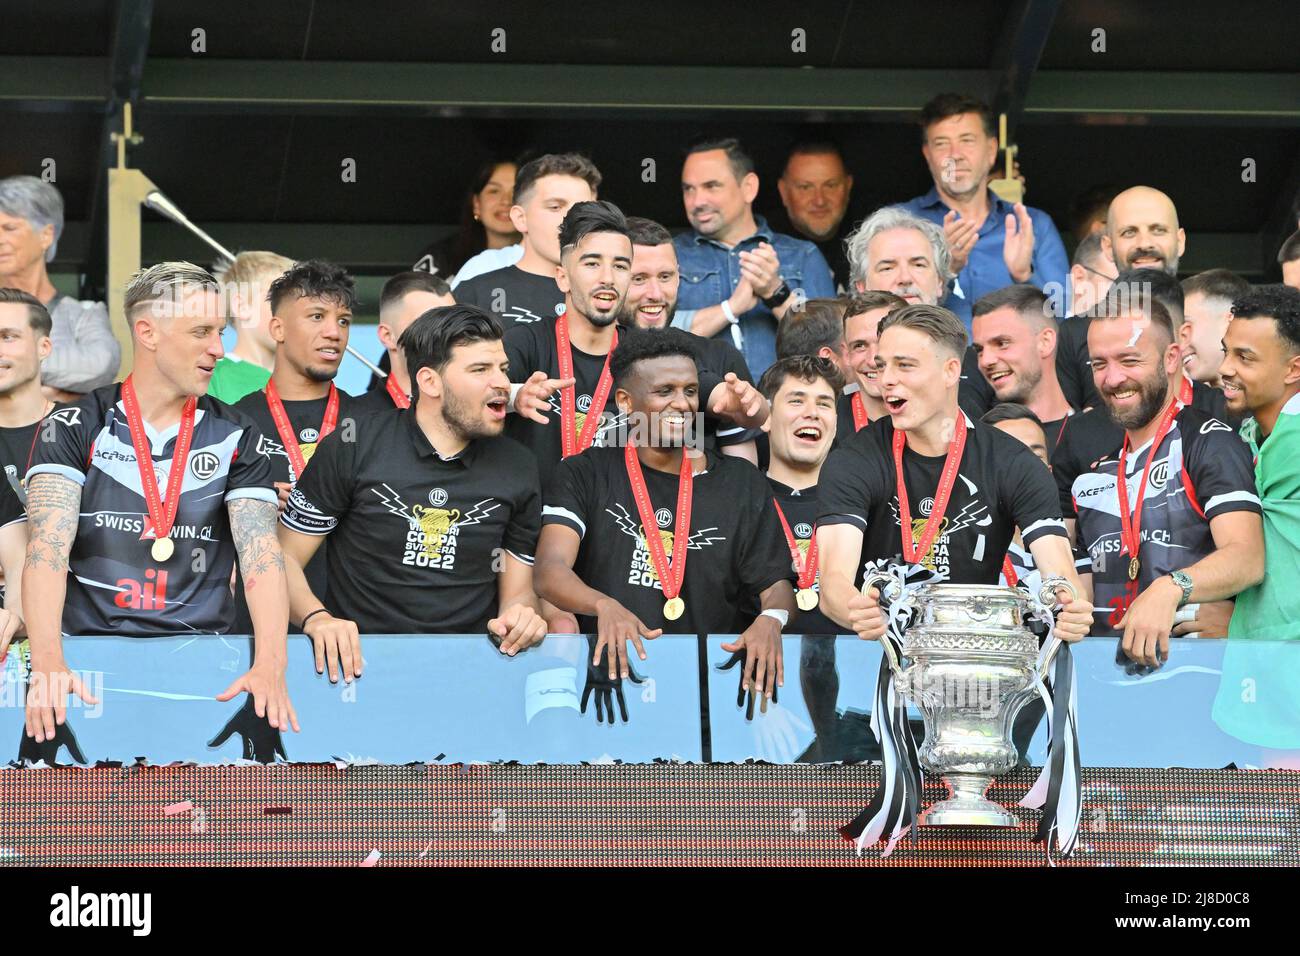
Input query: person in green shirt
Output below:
<box><xmin>1213</xmin><ymin>284</ymin><xmax>1300</xmax><ymax>759</ymax></box>
<box><xmin>208</xmin><ymin>250</ymin><xmax>294</xmax><ymax>404</ymax></box>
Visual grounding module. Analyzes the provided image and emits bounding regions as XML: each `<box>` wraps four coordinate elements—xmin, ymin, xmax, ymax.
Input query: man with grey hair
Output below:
<box><xmin>23</xmin><ymin>261</ymin><xmax>298</xmax><ymax>756</ymax></box>
<box><xmin>846</xmin><ymin>206</ymin><xmax>994</xmax><ymax>416</ymax></box>
<box><xmin>0</xmin><ymin>176</ymin><xmax>121</xmax><ymax>398</ymax></box>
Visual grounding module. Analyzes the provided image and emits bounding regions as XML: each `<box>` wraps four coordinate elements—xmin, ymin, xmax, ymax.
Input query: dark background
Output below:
<box><xmin>2</xmin><ymin>0</ymin><xmax>1297</xmax><ymax>314</ymax></box>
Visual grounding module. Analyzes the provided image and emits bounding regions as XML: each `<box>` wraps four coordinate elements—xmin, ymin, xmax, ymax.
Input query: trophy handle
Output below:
<box><xmin>862</xmin><ymin>571</ymin><xmax>905</xmax><ymax>678</ymax></box>
<box><xmin>1035</xmin><ymin>576</ymin><xmax>1078</xmax><ymax>681</ymax></box>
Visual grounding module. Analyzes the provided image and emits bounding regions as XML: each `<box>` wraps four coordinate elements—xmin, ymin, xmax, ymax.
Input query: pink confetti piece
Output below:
<box><xmin>164</xmin><ymin>800</ymin><xmax>193</xmax><ymax>817</ymax></box>
<box><xmin>418</xmin><ymin>841</ymin><xmax>432</xmax><ymax>859</ymax></box>
<box><xmin>360</xmin><ymin>849</ymin><xmax>380</xmax><ymax>867</ymax></box>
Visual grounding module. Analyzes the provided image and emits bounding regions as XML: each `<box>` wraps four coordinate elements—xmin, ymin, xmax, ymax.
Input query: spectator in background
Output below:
<box><xmin>455</xmin><ymin>153</ymin><xmax>600</xmax><ymax>331</ymax></box>
<box><xmin>0</xmin><ymin>176</ymin><xmax>120</xmax><ymax>400</ymax></box>
<box><xmin>1278</xmin><ymin>229</ymin><xmax>1300</xmax><ymax>290</ymax></box>
<box><xmin>774</xmin><ymin>297</ymin><xmax>851</xmax><ymax>378</ymax></box>
<box><xmin>1179</xmin><ymin>269</ymin><xmax>1251</xmax><ymax>388</ymax></box>
<box><xmin>777</xmin><ymin>142</ymin><xmax>855</xmax><ymax>291</ymax></box>
<box><xmin>208</xmin><ymin>250</ymin><xmax>294</xmax><ymax>404</ymax></box>
<box><xmin>1102</xmin><ymin>186</ymin><xmax>1184</xmax><ymax>276</ymax></box>
<box><xmin>1067</xmin><ymin>233</ymin><xmax>1116</xmax><ymax>318</ymax></box>
<box><xmin>357</xmin><ymin>271</ymin><xmax>455</xmax><ymax>410</ymax></box>
<box><xmin>836</xmin><ymin>291</ymin><xmax>907</xmax><ymax>438</ymax></box>
<box><xmin>900</xmin><ymin>94</ymin><xmax>1068</xmax><ymax>329</ymax></box>
<box><xmin>414</xmin><ymin>159</ymin><xmax>521</xmax><ymax>281</ymax></box>
<box><xmin>1054</xmin><ymin>234</ymin><xmax>1118</xmax><ymax>410</ymax></box>
<box><xmin>1068</xmin><ymin>184</ymin><xmax>1121</xmax><ymax>245</ymax></box>
<box><xmin>971</xmin><ymin>284</ymin><xmax>1075</xmax><ymax>459</ymax></box>
<box><xmin>674</xmin><ymin>137</ymin><xmax>836</xmax><ymax>377</ymax></box>
<box><xmin>845</xmin><ymin>206</ymin><xmax>995</xmax><ymax>417</ymax></box>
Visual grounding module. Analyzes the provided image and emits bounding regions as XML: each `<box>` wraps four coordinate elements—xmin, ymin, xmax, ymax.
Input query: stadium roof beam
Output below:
<box><xmin>990</xmin><ymin>0</ymin><xmax>1063</xmax><ymax>143</ymax></box>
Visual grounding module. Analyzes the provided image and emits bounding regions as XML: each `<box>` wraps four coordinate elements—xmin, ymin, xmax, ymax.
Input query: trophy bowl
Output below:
<box><xmin>893</xmin><ymin>583</ymin><xmax>1045</xmax><ymax>828</ymax></box>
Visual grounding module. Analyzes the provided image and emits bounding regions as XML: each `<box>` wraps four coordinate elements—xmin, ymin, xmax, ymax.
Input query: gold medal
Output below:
<box><xmin>1128</xmin><ymin>556</ymin><xmax>1140</xmax><ymax>580</ymax></box>
<box><xmin>663</xmin><ymin>597</ymin><xmax>685</xmax><ymax>621</ymax></box>
<box><xmin>151</xmin><ymin>537</ymin><xmax>175</xmax><ymax>562</ymax></box>
<box><xmin>796</xmin><ymin>588</ymin><xmax>819</xmax><ymax>611</ymax></box>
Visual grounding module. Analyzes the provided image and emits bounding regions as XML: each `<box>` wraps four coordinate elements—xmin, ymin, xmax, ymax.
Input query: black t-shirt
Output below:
<box><xmin>1050</xmin><ymin>380</ymin><xmax>1241</xmax><ymax>515</ymax></box>
<box><xmin>231</xmin><ymin>386</ymin><xmax>362</xmax><ymax>633</ymax></box>
<box><xmin>834</xmin><ymin>388</ymin><xmax>870</xmax><ymax>445</ymax></box>
<box><xmin>0</xmin><ymin>419</ymin><xmax>42</xmax><ymax>508</ymax></box>
<box><xmin>1056</xmin><ymin>314</ymin><xmax>1100</xmax><ymax>411</ymax></box>
<box><xmin>280</xmin><ymin>408</ymin><xmax>542</xmax><ymax>634</ymax></box>
<box><xmin>505</xmin><ymin>315</ymin><xmax>724</xmax><ymax>491</ymax></box>
<box><xmin>766</xmin><ymin>477</ymin><xmax>841</xmax><ymax>634</ymax></box>
<box><xmin>959</xmin><ymin>345</ymin><xmax>995</xmax><ymax>420</ymax></box>
<box><xmin>454</xmin><ymin>265</ymin><xmax>564</xmax><ymax>332</ymax></box>
<box><xmin>1070</xmin><ymin>404</ymin><xmax>1260</xmax><ymax>638</ymax></box>
<box><xmin>817</xmin><ymin>413</ymin><xmax>1067</xmax><ymax>586</ymax></box>
<box><xmin>350</xmin><ymin>381</ymin><xmax>406</xmax><ymax>418</ymax></box>
<box><xmin>27</xmin><ymin>387</ymin><xmax>277</xmax><ymax>636</ymax></box>
<box><xmin>543</xmin><ymin>447</ymin><xmax>793</xmax><ymax>634</ymax></box>
<box><xmin>1040</xmin><ymin>413</ymin><xmax>1072</xmax><ymax>463</ymax></box>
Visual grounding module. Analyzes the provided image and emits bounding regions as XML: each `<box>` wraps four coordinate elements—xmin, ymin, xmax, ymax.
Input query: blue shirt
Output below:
<box><xmin>673</xmin><ymin>215</ymin><xmax>836</xmax><ymax>377</ymax></box>
<box><xmin>900</xmin><ymin>188</ymin><xmax>1069</xmax><ymax>329</ymax></box>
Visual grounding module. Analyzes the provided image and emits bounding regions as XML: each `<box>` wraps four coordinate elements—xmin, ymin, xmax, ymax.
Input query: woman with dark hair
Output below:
<box><xmin>414</xmin><ymin>159</ymin><xmax>521</xmax><ymax>279</ymax></box>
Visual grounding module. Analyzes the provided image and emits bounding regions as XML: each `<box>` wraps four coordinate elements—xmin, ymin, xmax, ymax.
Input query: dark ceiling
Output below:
<box><xmin>1</xmin><ymin>0</ymin><xmax>1297</xmax><ymax>291</ymax></box>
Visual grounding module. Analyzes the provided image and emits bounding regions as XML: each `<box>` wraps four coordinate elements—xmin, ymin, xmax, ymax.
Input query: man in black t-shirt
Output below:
<box><xmin>1072</xmin><ymin>292</ymin><xmax>1262</xmax><ymax>661</ymax></box>
<box><xmin>354</xmin><ymin>271</ymin><xmax>454</xmax><ymax>413</ymax></box>
<box><xmin>835</xmin><ymin>292</ymin><xmax>906</xmax><ymax>442</ymax></box>
<box><xmin>24</xmin><ymin>262</ymin><xmax>296</xmax><ymax>744</ymax></box>
<box><xmin>0</xmin><ymin>291</ymin><xmax>60</xmax><ymax>506</ymax></box>
<box><xmin>622</xmin><ymin>216</ymin><xmax>760</xmax><ymax>462</ymax></box>
<box><xmin>232</xmin><ymin>261</ymin><xmax>361</xmax><ymax>634</ymax></box>
<box><xmin>536</xmin><ymin>328</ymin><xmax>794</xmax><ymax>697</ymax></box>
<box><xmin>815</xmin><ymin>304</ymin><xmax>1093</xmax><ymax>643</ymax></box>
<box><xmin>279</xmin><ymin>305</ymin><xmax>545</xmax><ymax>680</ymax></box>
<box><xmin>971</xmin><ymin>284</ymin><xmax>1077</xmax><ymax>460</ymax></box>
<box><xmin>454</xmin><ymin>154</ymin><xmax>600</xmax><ymax>331</ymax></box>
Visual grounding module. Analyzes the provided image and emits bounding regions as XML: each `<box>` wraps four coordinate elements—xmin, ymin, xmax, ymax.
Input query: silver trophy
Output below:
<box><xmin>867</xmin><ymin>576</ymin><xmax>1073</xmax><ymax>828</ymax></box>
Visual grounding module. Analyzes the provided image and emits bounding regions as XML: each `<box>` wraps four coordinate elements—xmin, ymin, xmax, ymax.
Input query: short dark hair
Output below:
<box><xmin>610</xmin><ymin>327</ymin><xmax>698</xmax><ymax>388</ymax></box>
<box><xmin>625</xmin><ymin>216</ymin><xmax>673</xmax><ymax>248</ymax></box>
<box><xmin>513</xmin><ymin>152</ymin><xmax>601</xmax><ymax>206</ymax></box>
<box><xmin>843</xmin><ymin>290</ymin><xmax>907</xmax><ymax>320</ymax></box>
<box><xmin>1112</xmin><ymin>267</ymin><xmax>1184</xmax><ymax>327</ymax></box>
<box><xmin>558</xmin><ymin>200</ymin><xmax>630</xmax><ymax>256</ymax></box>
<box><xmin>783</xmin><ymin>141</ymin><xmax>846</xmax><ymax>175</ymax></box>
<box><xmin>776</xmin><ymin>298</ymin><xmax>847</xmax><ymax>359</ymax></box>
<box><xmin>1277</xmin><ymin>229</ymin><xmax>1300</xmax><ymax>266</ymax></box>
<box><xmin>684</xmin><ymin>136</ymin><xmax>755</xmax><ymax>182</ymax></box>
<box><xmin>1095</xmin><ymin>282</ymin><xmax>1176</xmax><ymax>347</ymax></box>
<box><xmin>380</xmin><ymin>271</ymin><xmax>451</xmax><ymax>315</ymax></box>
<box><xmin>972</xmin><ymin>283</ymin><xmax>1054</xmax><ymax>326</ymax></box>
<box><xmin>268</xmin><ymin>259</ymin><xmax>356</xmax><ymax>315</ymax></box>
<box><xmin>757</xmin><ymin>354</ymin><xmax>845</xmax><ymax>403</ymax></box>
<box><xmin>1181</xmin><ymin>268</ymin><xmax>1249</xmax><ymax>306</ymax></box>
<box><xmin>1068</xmin><ymin>184</ymin><xmax>1121</xmax><ymax>242</ymax></box>
<box><xmin>918</xmin><ymin>93</ymin><xmax>996</xmax><ymax>140</ymax></box>
<box><xmin>0</xmin><ymin>287</ymin><xmax>52</xmax><ymax>337</ymax></box>
<box><xmin>1072</xmin><ymin>232</ymin><xmax>1106</xmax><ymax>269</ymax></box>
<box><xmin>399</xmin><ymin>304</ymin><xmax>503</xmax><ymax>404</ymax></box>
<box><xmin>878</xmin><ymin>303</ymin><xmax>969</xmax><ymax>360</ymax></box>
<box><xmin>1230</xmin><ymin>284</ymin><xmax>1300</xmax><ymax>354</ymax></box>
<box><xmin>981</xmin><ymin>402</ymin><xmax>1043</xmax><ymax>429</ymax></box>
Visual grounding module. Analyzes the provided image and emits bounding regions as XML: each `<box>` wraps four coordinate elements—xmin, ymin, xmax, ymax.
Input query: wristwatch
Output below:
<box><xmin>761</xmin><ymin>281</ymin><xmax>792</xmax><ymax>309</ymax></box>
<box><xmin>1168</xmin><ymin>570</ymin><xmax>1194</xmax><ymax>609</ymax></box>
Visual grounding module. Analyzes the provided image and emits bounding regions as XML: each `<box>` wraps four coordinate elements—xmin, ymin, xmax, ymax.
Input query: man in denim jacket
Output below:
<box><xmin>673</xmin><ymin>138</ymin><xmax>836</xmax><ymax>378</ymax></box>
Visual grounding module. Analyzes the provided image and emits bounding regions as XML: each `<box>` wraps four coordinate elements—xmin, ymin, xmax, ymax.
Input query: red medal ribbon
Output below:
<box><xmin>265</xmin><ymin>381</ymin><xmax>340</xmax><ymax>481</ymax></box>
<box><xmin>385</xmin><ymin>373</ymin><xmax>411</xmax><ymax>409</ymax></box>
<box><xmin>1116</xmin><ymin>398</ymin><xmax>1182</xmax><ymax>573</ymax></box>
<box><xmin>121</xmin><ymin>375</ymin><xmax>196</xmax><ymax>545</ymax></box>
<box><xmin>851</xmin><ymin>392</ymin><xmax>869</xmax><ymax>432</ymax></box>
<box><xmin>1178</xmin><ymin>374</ymin><xmax>1193</xmax><ymax>405</ymax></box>
<box><xmin>893</xmin><ymin>414</ymin><xmax>968</xmax><ymax>564</ymax></box>
<box><xmin>773</xmin><ymin>499</ymin><xmax>818</xmax><ymax>590</ymax></box>
<box><xmin>624</xmin><ymin>444</ymin><xmax>692</xmax><ymax>602</ymax></box>
<box><xmin>1002</xmin><ymin>554</ymin><xmax>1019</xmax><ymax>588</ymax></box>
<box><xmin>556</xmin><ymin>311</ymin><xmax>616</xmax><ymax>458</ymax></box>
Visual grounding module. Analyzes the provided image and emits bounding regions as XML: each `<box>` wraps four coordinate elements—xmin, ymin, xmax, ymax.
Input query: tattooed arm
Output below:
<box><xmin>215</xmin><ymin>497</ymin><xmax>299</xmax><ymax>733</ymax></box>
<box><xmin>21</xmin><ymin>474</ymin><xmax>99</xmax><ymax>743</ymax></box>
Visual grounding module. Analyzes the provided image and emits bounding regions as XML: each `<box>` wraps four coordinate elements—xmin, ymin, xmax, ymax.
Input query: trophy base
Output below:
<box><xmin>922</xmin><ymin>773</ymin><xmax>1020</xmax><ymax>828</ymax></box>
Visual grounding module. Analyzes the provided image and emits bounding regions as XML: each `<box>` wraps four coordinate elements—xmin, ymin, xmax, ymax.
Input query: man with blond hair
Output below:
<box><xmin>208</xmin><ymin>250</ymin><xmax>295</xmax><ymax>404</ymax></box>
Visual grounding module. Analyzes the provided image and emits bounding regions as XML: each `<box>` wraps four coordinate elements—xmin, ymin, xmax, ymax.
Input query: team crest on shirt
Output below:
<box><xmin>604</xmin><ymin>503</ymin><xmax>725</xmax><ymax>592</ymax></box>
<box><xmin>371</xmin><ymin>483</ymin><xmax>500</xmax><ymax>571</ymax></box>
<box><xmin>546</xmin><ymin>394</ymin><xmax>625</xmax><ymax>446</ymax></box>
<box><xmin>190</xmin><ymin>451</ymin><xmax>220</xmax><ymax>481</ymax></box>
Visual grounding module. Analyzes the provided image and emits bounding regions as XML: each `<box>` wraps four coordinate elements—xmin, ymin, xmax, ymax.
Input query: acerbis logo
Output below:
<box><xmin>190</xmin><ymin>451</ymin><xmax>220</xmax><ymax>481</ymax></box>
<box><xmin>655</xmin><ymin>507</ymin><xmax>673</xmax><ymax>528</ymax></box>
<box><xmin>1200</xmin><ymin>419</ymin><xmax>1232</xmax><ymax>435</ymax></box>
<box><xmin>47</xmin><ymin>407</ymin><xmax>82</xmax><ymax>427</ymax></box>
<box><xmin>429</xmin><ymin>487</ymin><xmax>449</xmax><ymax>507</ymax></box>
